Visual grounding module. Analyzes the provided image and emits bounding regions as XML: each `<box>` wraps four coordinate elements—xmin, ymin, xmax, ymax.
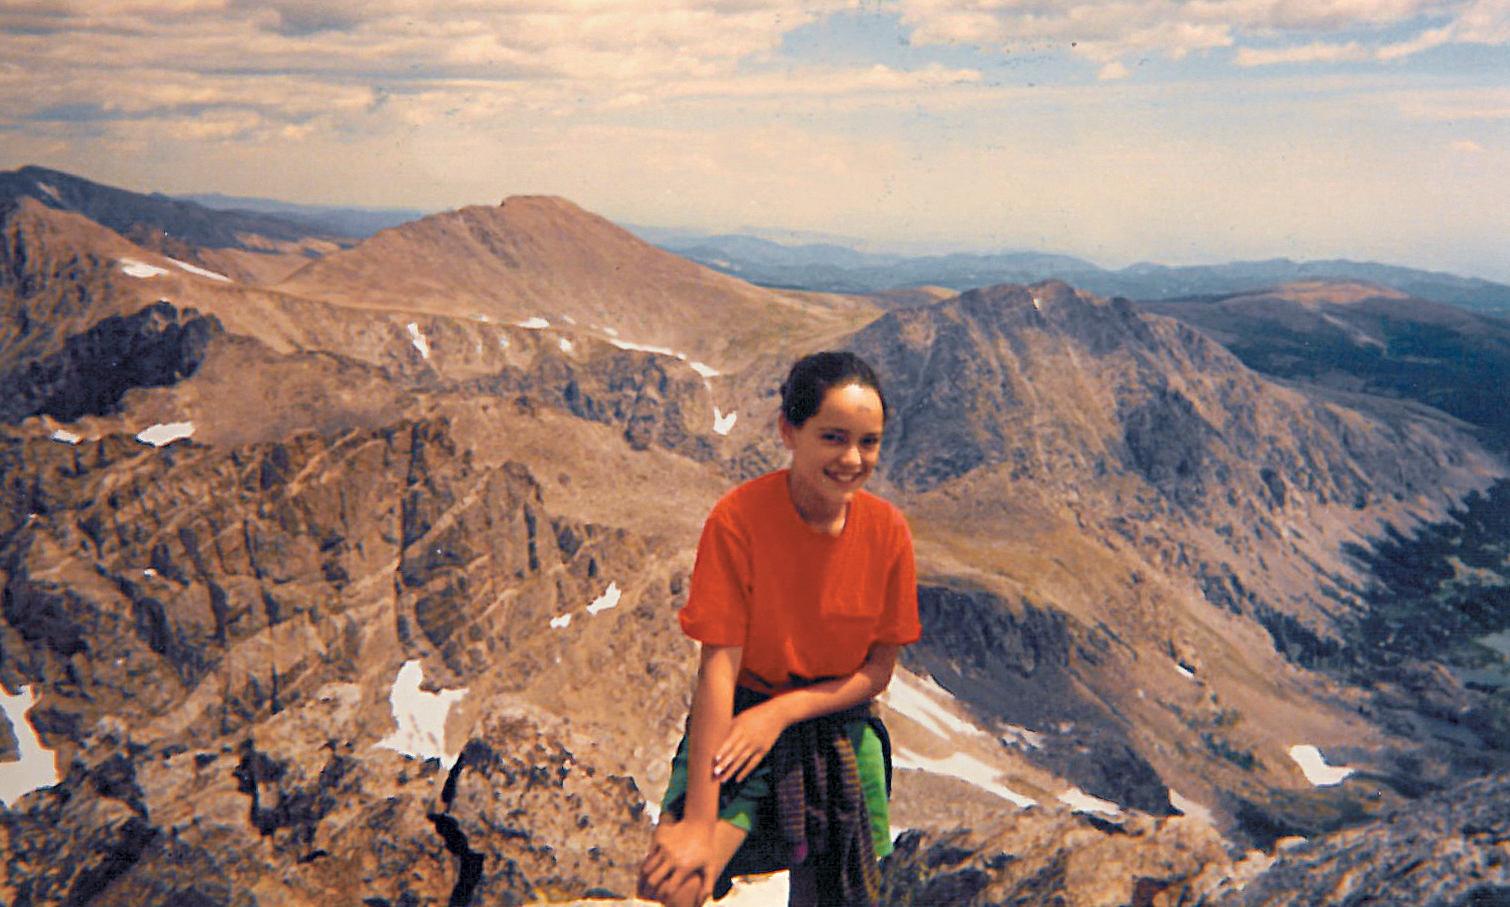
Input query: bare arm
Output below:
<box><xmin>683</xmin><ymin>643</ymin><xmax>742</xmax><ymax>823</ymax></box>
<box><xmin>714</xmin><ymin>643</ymin><xmax>899</xmax><ymax>784</ymax></box>
<box><xmin>639</xmin><ymin>643</ymin><xmax>742</xmax><ymax>904</ymax></box>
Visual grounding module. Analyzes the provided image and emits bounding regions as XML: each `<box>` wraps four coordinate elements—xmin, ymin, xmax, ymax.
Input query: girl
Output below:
<box><xmin>638</xmin><ymin>351</ymin><xmax>921</xmax><ymax>907</ymax></box>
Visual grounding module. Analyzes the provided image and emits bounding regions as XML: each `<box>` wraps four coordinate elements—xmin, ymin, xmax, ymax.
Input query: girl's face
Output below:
<box><xmin>779</xmin><ymin>382</ymin><xmax>885</xmax><ymax>521</ymax></box>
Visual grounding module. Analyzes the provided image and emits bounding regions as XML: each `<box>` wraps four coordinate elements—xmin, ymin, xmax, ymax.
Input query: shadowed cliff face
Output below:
<box><xmin>0</xmin><ymin>300</ymin><xmax>221</xmax><ymax>423</ymax></box>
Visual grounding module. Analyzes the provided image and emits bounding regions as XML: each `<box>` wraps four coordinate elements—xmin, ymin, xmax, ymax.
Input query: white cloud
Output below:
<box><xmin>895</xmin><ymin>0</ymin><xmax>1503</xmax><ymax>67</ymax></box>
<box><xmin>1235</xmin><ymin>40</ymin><xmax>1372</xmax><ymax>66</ymax></box>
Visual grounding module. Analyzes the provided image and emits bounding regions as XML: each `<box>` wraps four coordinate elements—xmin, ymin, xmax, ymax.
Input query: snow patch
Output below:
<box><xmin>50</xmin><ymin>428</ymin><xmax>81</xmax><ymax>444</ymax></box>
<box><xmin>406</xmin><ymin>322</ymin><xmax>431</xmax><ymax>359</ymax></box>
<box><xmin>559</xmin><ymin>337</ymin><xmax>574</xmax><ymax>354</ymax></box>
<box><xmin>35</xmin><ymin>182</ymin><xmax>62</xmax><ymax>202</ymax></box>
<box><xmin>608</xmin><ymin>337</ymin><xmax>678</xmax><ymax>357</ymax></box>
<box><xmin>713</xmin><ymin>408</ymin><xmax>738</xmax><ymax>436</ymax></box>
<box><xmin>1169</xmin><ymin>789</ymin><xmax>1215</xmax><ymax>825</ymax></box>
<box><xmin>136</xmin><ymin>421</ymin><xmax>195</xmax><ymax>447</ymax></box>
<box><xmin>550</xmin><ymin>614</ymin><xmax>572</xmax><ymax>629</ymax></box>
<box><xmin>120</xmin><ymin>258</ymin><xmax>169</xmax><ymax>279</ymax></box>
<box><xmin>893</xmin><ymin>746</ymin><xmax>1036</xmax><ymax>808</ymax></box>
<box><xmin>517</xmin><ymin>317</ymin><xmax>551</xmax><ymax>330</ymax></box>
<box><xmin>1174</xmin><ymin>661</ymin><xmax>1196</xmax><ymax>679</ymax></box>
<box><xmin>0</xmin><ymin>684</ymin><xmax>60</xmax><ymax>808</ymax></box>
<box><xmin>689</xmin><ymin>361</ymin><xmax>719</xmax><ymax>378</ymax></box>
<box><xmin>1057</xmin><ymin>786</ymin><xmax>1123</xmax><ymax>817</ymax></box>
<box><xmin>169</xmin><ymin>257</ymin><xmax>231</xmax><ymax>282</ymax></box>
<box><xmin>586</xmin><ymin>582</ymin><xmax>622</xmax><ymax>616</ymax></box>
<box><xmin>881</xmin><ymin>672</ymin><xmax>987</xmax><ymax>741</ymax></box>
<box><xmin>1288</xmin><ymin>744</ymin><xmax>1354</xmax><ymax>786</ymax></box>
<box><xmin>375</xmin><ymin>660</ymin><xmax>467</xmax><ymax>769</ymax></box>
<box><xmin>999</xmin><ymin>723</ymin><xmax>1045</xmax><ymax>750</ymax></box>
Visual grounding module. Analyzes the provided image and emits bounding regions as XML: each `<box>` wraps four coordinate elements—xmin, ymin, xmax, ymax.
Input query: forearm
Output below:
<box><xmin>766</xmin><ymin>644</ymin><xmax>899</xmax><ymax>728</ymax></box>
<box><xmin>682</xmin><ymin>644</ymin><xmax>741</xmax><ymax>826</ymax></box>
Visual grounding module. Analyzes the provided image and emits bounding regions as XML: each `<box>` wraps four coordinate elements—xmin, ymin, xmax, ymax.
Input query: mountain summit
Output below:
<box><xmin>276</xmin><ymin>195</ymin><xmax>872</xmax><ymax>368</ymax></box>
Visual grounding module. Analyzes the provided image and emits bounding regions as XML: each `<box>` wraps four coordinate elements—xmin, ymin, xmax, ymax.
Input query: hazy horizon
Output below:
<box><xmin>4</xmin><ymin>2</ymin><xmax>1508</xmax><ymax>282</ymax></box>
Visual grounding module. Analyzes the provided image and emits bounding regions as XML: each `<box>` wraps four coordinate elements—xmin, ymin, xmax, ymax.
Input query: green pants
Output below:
<box><xmin>659</xmin><ymin>713</ymin><xmax>894</xmax><ymax>862</ymax></box>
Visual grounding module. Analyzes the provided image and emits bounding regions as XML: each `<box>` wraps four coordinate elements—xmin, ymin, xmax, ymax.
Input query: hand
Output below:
<box><xmin>639</xmin><ymin>817</ymin><xmax>716</xmax><ymax>905</ymax></box>
<box><xmin>714</xmin><ymin>700</ymin><xmax>789</xmax><ymax>784</ymax></box>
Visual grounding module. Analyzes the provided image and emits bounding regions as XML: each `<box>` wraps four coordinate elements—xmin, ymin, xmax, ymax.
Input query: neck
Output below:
<box><xmin>787</xmin><ymin>474</ymin><xmax>848</xmax><ymax>535</ymax></box>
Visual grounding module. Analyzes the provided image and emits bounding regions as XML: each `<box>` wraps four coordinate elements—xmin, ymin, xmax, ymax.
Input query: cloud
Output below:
<box><xmin>894</xmin><ymin>0</ymin><xmax>1507</xmax><ymax>67</ymax></box>
<box><xmin>1235</xmin><ymin>40</ymin><xmax>1372</xmax><ymax>66</ymax></box>
<box><xmin>1388</xmin><ymin>86</ymin><xmax>1510</xmax><ymax>121</ymax></box>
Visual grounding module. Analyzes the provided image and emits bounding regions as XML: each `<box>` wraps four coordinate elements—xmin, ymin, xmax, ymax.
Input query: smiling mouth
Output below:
<box><xmin>825</xmin><ymin>470</ymin><xmax>864</xmax><ymax>485</ymax></box>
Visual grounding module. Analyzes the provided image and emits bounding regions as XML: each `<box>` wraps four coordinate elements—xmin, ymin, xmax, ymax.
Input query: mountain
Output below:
<box><xmin>3</xmin><ymin>171</ymin><xmax>1510</xmax><ymax>905</ymax></box>
<box><xmin>176</xmin><ymin>192</ymin><xmax>427</xmax><ymax>239</ymax></box>
<box><xmin>0</xmin><ymin>166</ymin><xmax>357</xmax><ymax>284</ymax></box>
<box><xmin>847</xmin><ymin>282</ymin><xmax>1508</xmax><ymax>834</ymax></box>
<box><xmin>1141</xmin><ymin>281</ymin><xmax>1510</xmax><ymax>447</ymax></box>
<box><xmin>274</xmin><ymin>196</ymin><xmax>878</xmax><ymax>370</ymax></box>
<box><xmin>650</xmin><ymin>232</ymin><xmax>1510</xmax><ymax>317</ymax></box>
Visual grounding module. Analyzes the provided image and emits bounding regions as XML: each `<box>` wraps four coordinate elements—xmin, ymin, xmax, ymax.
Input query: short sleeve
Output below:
<box><xmin>677</xmin><ymin>504</ymin><xmax>751</xmax><ymax>646</ymax></box>
<box><xmin>874</xmin><ymin>509</ymin><xmax>922</xmax><ymax>646</ymax></box>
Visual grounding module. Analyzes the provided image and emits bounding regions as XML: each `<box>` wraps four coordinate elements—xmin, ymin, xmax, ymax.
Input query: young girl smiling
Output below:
<box><xmin>638</xmin><ymin>351</ymin><xmax>921</xmax><ymax>907</ymax></box>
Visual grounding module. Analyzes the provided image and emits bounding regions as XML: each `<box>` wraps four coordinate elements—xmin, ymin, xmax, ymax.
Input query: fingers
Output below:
<box><xmin>715</xmin><ymin>740</ymin><xmax>770</xmax><ymax>783</ymax></box>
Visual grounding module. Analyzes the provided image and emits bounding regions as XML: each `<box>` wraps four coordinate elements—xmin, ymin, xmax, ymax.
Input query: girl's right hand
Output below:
<box><xmin>639</xmin><ymin>818</ymin><xmax>716</xmax><ymax>905</ymax></box>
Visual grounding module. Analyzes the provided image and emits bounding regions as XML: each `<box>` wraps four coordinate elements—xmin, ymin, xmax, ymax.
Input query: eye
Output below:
<box><xmin>822</xmin><ymin>432</ymin><xmax>846</xmax><ymax>443</ymax></box>
<box><xmin>861</xmin><ymin>436</ymin><xmax>882</xmax><ymax>449</ymax></box>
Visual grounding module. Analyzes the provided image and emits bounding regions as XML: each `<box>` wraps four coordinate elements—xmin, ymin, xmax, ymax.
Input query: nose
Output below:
<box><xmin>840</xmin><ymin>444</ymin><xmax>863</xmax><ymax>467</ymax></box>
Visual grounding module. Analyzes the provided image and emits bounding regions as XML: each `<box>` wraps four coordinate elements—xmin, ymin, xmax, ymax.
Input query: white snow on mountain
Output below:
<box><xmin>136</xmin><ymin>421</ymin><xmax>195</xmax><ymax>446</ymax></box>
<box><xmin>407</xmin><ymin>322</ymin><xmax>431</xmax><ymax>359</ymax></box>
<box><xmin>1288</xmin><ymin>744</ymin><xmax>1354</xmax><ymax>786</ymax></box>
<box><xmin>120</xmin><ymin>258</ymin><xmax>169</xmax><ymax>279</ymax></box>
<box><xmin>587</xmin><ymin>582</ymin><xmax>622</xmax><ymax>616</ymax></box>
<box><xmin>0</xmin><ymin>684</ymin><xmax>59</xmax><ymax>809</ymax></box>
<box><xmin>375</xmin><ymin>660</ymin><xmax>468</xmax><ymax>769</ymax></box>
<box><xmin>169</xmin><ymin>257</ymin><xmax>231</xmax><ymax>282</ymax></box>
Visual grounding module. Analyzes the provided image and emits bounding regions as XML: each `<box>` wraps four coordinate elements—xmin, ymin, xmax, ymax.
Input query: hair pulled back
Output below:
<box><xmin>779</xmin><ymin>351</ymin><xmax>888</xmax><ymax>428</ymax></box>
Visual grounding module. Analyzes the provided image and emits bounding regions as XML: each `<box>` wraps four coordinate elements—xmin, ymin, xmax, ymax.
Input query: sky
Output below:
<box><xmin>2</xmin><ymin>0</ymin><xmax>1509</xmax><ymax>280</ymax></box>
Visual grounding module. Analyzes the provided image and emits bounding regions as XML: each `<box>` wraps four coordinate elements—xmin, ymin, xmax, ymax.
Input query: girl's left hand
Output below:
<box><xmin>713</xmin><ymin>701</ymin><xmax>788</xmax><ymax>783</ymax></box>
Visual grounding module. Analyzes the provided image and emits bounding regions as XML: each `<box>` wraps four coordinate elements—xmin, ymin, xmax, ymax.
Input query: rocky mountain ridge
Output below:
<box><xmin>2</xmin><ymin>172</ymin><xmax>1509</xmax><ymax>905</ymax></box>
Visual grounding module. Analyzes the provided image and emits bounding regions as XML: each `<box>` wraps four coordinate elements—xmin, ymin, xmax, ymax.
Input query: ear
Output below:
<box><xmin>777</xmin><ymin>414</ymin><xmax>796</xmax><ymax>451</ymax></box>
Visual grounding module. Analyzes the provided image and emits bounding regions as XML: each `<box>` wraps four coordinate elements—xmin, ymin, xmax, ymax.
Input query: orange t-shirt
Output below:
<box><xmin>678</xmin><ymin>469</ymin><xmax>921</xmax><ymax>690</ymax></box>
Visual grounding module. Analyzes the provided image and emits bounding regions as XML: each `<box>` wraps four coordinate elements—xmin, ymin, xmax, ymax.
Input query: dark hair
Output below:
<box><xmin>780</xmin><ymin>351</ymin><xmax>888</xmax><ymax>428</ymax></box>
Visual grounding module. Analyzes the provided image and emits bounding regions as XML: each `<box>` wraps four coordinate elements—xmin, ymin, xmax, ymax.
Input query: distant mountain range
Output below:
<box><xmin>178</xmin><ymin>191</ymin><xmax>427</xmax><ymax>240</ymax></box>
<box><xmin>14</xmin><ymin>165</ymin><xmax>1504</xmax><ymax>317</ymax></box>
<box><xmin>647</xmin><ymin>231</ymin><xmax>1510</xmax><ymax>317</ymax></box>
